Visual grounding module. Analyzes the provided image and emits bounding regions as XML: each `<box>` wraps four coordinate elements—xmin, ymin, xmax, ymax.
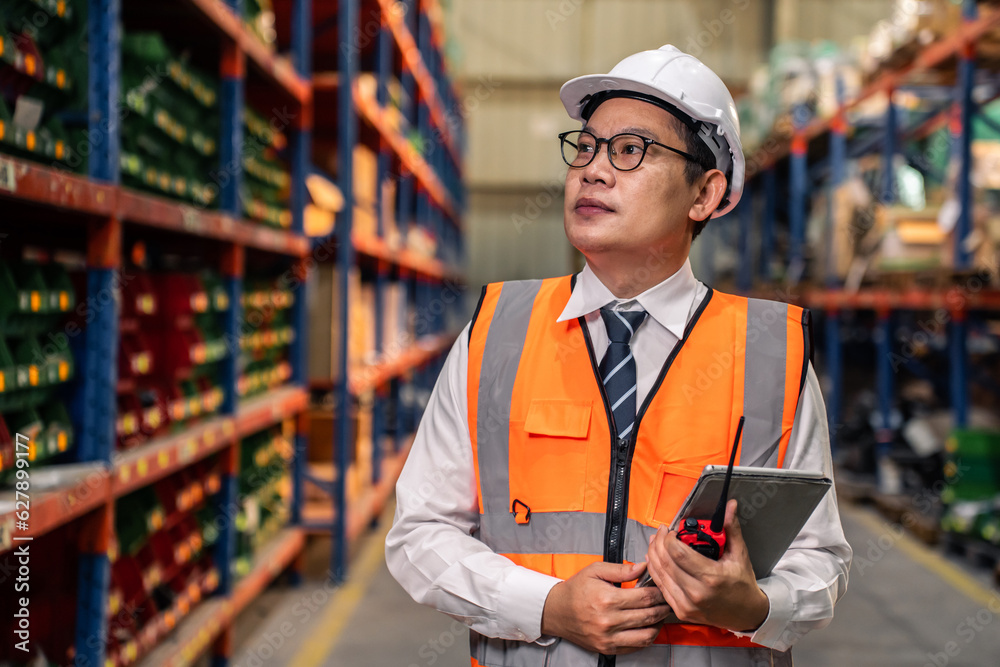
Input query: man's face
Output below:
<box><xmin>563</xmin><ymin>97</ymin><xmax>706</xmax><ymax>267</ymax></box>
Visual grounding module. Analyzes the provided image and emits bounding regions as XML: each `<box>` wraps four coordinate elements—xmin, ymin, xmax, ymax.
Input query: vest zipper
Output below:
<box><xmin>576</xmin><ymin>290</ymin><xmax>714</xmax><ymax>667</ymax></box>
<box><xmin>576</xmin><ymin>319</ymin><xmax>619</xmax><ymax>564</ymax></box>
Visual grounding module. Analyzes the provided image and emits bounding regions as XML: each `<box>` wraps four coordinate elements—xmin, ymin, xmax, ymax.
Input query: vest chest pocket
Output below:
<box><xmin>508</xmin><ymin>399</ymin><xmax>592</xmax><ymax>513</ymax></box>
<box><xmin>647</xmin><ymin>462</ymin><xmax>704</xmax><ymax>528</ymax></box>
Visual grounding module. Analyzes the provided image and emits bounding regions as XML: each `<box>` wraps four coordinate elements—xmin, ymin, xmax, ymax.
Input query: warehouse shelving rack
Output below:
<box><xmin>0</xmin><ymin>0</ymin><xmax>466</xmax><ymax>659</ymax></box>
<box><xmin>304</xmin><ymin>0</ymin><xmax>465</xmax><ymax>583</ymax></box>
<box><xmin>723</xmin><ymin>0</ymin><xmax>1000</xmax><ymax>483</ymax></box>
<box><xmin>0</xmin><ymin>1</ymin><xmax>315</xmax><ymax>666</ymax></box>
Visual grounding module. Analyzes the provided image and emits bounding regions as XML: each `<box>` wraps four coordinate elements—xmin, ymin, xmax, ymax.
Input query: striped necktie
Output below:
<box><xmin>598</xmin><ymin>307</ymin><xmax>647</xmax><ymax>439</ymax></box>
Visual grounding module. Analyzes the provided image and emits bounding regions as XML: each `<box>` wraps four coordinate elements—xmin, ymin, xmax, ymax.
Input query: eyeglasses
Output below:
<box><xmin>558</xmin><ymin>129</ymin><xmax>707</xmax><ymax>172</ymax></box>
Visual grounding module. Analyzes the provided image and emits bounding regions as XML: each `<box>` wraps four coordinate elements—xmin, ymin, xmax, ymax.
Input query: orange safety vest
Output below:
<box><xmin>466</xmin><ymin>276</ymin><xmax>810</xmax><ymax>667</ymax></box>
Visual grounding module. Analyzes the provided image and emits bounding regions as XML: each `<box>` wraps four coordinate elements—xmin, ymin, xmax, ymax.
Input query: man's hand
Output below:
<box><xmin>646</xmin><ymin>499</ymin><xmax>769</xmax><ymax>632</ymax></box>
<box><xmin>540</xmin><ymin>561</ymin><xmax>672</xmax><ymax>655</ymax></box>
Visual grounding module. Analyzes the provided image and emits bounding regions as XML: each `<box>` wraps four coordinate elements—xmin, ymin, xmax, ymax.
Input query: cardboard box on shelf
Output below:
<box><xmin>353</xmin><ymin>204</ymin><xmax>377</xmax><ymax>239</ymax></box>
<box><xmin>382</xmin><ymin>178</ymin><xmax>400</xmax><ymax>249</ymax></box>
<box><xmin>973</xmin><ymin>141</ymin><xmax>1000</xmax><ymax>191</ymax></box>
<box><xmin>351</xmin><ymin>393</ymin><xmax>374</xmax><ymax>499</ymax></box>
<box><xmin>381</xmin><ymin>282</ymin><xmax>410</xmax><ymax>357</ymax></box>
<box><xmin>307</xmin><ymin>265</ymin><xmax>361</xmax><ymax>383</ymax></box>
<box><xmin>892</xmin><ymin>0</ymin><xmax>964</xmax><ymax>47</ymax></box>
<box><xmin>875</xmin><ymin>206</ymin><xmax>946</xmax><ymax>273</ymax></box>
<box><xmin>355</xmin><ymin>281</ymin><xmax>376</xmax><ymax>367</ymax></box>
<box><xmin>353</xmin><ymin>144</ymin><xmax>378</xmax><ymax>208</ymax></box>
<box><xmin>406</xmin><ymin>225</ymin><xmax>438</xmax><ymax>259</ymax></box>
<box><xmin>307</xmin><ymin>406</ymin><xmax>363</xmax><ymax>467</ymax></box>
<box><xmin>825</xmin><ymin>176</ymin><xmax>882</xmax><ymax>282</ymax></box>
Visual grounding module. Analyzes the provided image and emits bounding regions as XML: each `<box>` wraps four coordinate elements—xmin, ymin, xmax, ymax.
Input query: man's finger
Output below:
<box><xmin>611</xmin><ymin>625</ymin><xmax>664</xmax><ymax>653</ymax></box>
<box><xmin>591</xmin><ymin>560</ymin><xmax>646</xmax><ymax>584</ymax></box>
<box><xmin>723</xmin><ymin>499</ymin><xmax>741</xmax><ymax>540</ymax></box>
<box><xmin>613</xmin><ymin>604</ymin><xmax>674</xmax><ymax>631</ymax></box>
<box><xmin>617</xmin><ymin>585</ymin><xmax>667</xmax><ymax>609</ymax></box>
<box><xmin>664</xmin><ymin>528</ymin><xmax>716</xmax><ymax>578</ymax></box>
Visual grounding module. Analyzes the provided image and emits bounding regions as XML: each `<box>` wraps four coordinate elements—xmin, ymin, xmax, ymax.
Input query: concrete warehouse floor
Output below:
<box><xmin>227</xmin><ymin>499</ymin><xmax>1000</xmax><ymax>667</ymax></box>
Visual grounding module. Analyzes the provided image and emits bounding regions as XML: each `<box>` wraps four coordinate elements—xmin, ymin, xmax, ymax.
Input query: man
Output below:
<box><xmin>386</xmin><ymin>45</ymin><xmax>852</xmax><ymax>666</ymax></box>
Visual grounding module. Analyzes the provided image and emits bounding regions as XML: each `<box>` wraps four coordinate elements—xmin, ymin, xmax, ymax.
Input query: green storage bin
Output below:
<box><xmin>943</xmin><ymin>430</ymin><xmax>1000</xmax><ymax>502</ymax></box>
<box><xmin>0</xmin><ymin>337</ymin><xmax>16</xmax><ymax>397</ymax></box>
<box><xmin>41</xmin><ymin>262</ymin><xmax>76</xmax><ymax>312</ymax></box>
<box><xmin>115</xmin><ymin>486</ymin><xmax>166</xmax><ymax>556</ymax></box>
<box><xmin>39</xmin><ymin>398</ymin><xmax>72</xmax><ymax>458</ymax></box>
<box><xmin>0</xmin><ymin>264</ymin><xmax>64</xmax><ymax>335</ymax></box>
<box><xmin>6</xmin><ymin>408</ymin><xmax>43</xmax><ymax>461</ymax></box>
<box><xmin>11</xmin><ymin>335</ymin><xmax>45</xmax><ymax>390</ymax></box>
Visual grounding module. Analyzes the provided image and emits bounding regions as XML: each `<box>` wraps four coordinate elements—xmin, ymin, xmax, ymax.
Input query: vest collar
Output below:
<box><xmin>556</xmin><ymin>259</ymin><xmax>698</xmax><ymax>341</ymax></box>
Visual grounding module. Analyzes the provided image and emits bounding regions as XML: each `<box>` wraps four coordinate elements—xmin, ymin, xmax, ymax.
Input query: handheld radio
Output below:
<box><xmin>676</xmin><ymin>416</ymin><xmax>744</xmax><ymax>560</ymax></box>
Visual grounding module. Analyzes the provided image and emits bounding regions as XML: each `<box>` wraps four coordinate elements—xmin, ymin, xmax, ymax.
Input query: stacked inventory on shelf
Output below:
<box><xmin>234</xmin><ymin>422</ymin><xmax>292</xmax><ymax>577</ymax></box>
<box><xmin>940</xmin><ymin>430</ymin><xmax>1000</xmax><ymax>544</ymax></box>
<box><xmin>304</xmin><ymin>0</ymin><xmax>467</xmax><ymax>582</ymax></box>
<box><xmin>0</xmin><ymin>0</ymin><xmax>85</xmax><ymax>169</ymax></box>
<box><xmin>107</xmin><ymin>459</ymin><xmax>223</xmax><ymax>667</ymax></box>
<box><xmin>242</xmin><ymin>0</ymin><xmax>277</xmax><ymax>50</ymax></box>
<box><xmin>239</xmin><ymin>275</ymin><xmax>294</xmax><ymax>398</ymax></box>
<box><xmin>0</xmin><ymin>1</ymin><xmax>318</xmax><ymax>666</ymax></box>
<box><xmin>0</xmin><ymin>0</ymin><xmax>466</xmax><ymax>664</ymax></box>
<box><xmin>120</xmin><ymin>32</ymin><xmax>220</xmax><ymax>207</ymax></box>
<box><xmin>715</xmin><ymin>0</ymin><xmax>1000</xmax><ymax>578</ymax></box>
<box><xmin>117</xmin><ymin>262</ymin><xmax>230</xmax><ymax>451</ymax></box>
<box><xmin>0</xmin><ymin>259</ymin><xmax>76</xmax><ymax>475</ymax></box>
<box><xmin>242</xmin><ymin>106</ymin><xmax>292</xmax><ymax>228</ymax></box>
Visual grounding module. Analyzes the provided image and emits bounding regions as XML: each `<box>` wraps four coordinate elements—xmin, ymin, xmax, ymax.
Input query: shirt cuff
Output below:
<box><xmin>498</xmin><ymin>566</ymin><xmax>562</xmax><ymax>643</ymax></box>
<box><xmin>730</xmin><ymin>576</ymin><xmax>795</xmax><ymax>650</ymax></box>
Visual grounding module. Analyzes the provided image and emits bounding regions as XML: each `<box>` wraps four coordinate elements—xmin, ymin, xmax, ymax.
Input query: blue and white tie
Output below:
<box><xmin>599</xmin><ymin>307</ymin><xmax>647</xmax><ymax>439</ymax></box>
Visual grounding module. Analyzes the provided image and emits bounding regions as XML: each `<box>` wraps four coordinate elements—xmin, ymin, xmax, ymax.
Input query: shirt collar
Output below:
<box><xmin>556</xmin><ymin>259</ymin><xmax>698</xmax><ymax>340</ymax></box>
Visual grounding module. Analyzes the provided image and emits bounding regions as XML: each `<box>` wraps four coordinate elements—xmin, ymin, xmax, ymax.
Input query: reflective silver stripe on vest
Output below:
<box><xmin>624</xmin><ymin>519</ymin><xmax>657</xmax><ymax>564</ymax></box>
<box><xmin>472</xmin><ymin>633</ymin><xmax>792</xmax><ymax>667</ymax></box>
<box><xmin>619</xmin><ymin>644</ymin><xmax>793</xmax><ymax>666</ymax></box>
<box><xmin>479</xmin><ymin>511</ymin><xmax>605</xmax><ymax>554</ymax></box>
<box><xmin>742</xmin><ymin>299</ymin><xmax>789</xmax><ymax>469</ymax></box>
<box><xmin>476</xmin><ymin>281</ymin><xmax>543</xmax><ymax>522</ymax></box>
<box><xmin>481</xmin><ymin>512</ymin><xmax>654</xmax><ymax>562</ymax></box>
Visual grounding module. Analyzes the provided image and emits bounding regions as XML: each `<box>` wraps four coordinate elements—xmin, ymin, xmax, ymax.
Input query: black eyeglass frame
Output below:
<box><xmin>558</xmin><ymin>129</ymin><xmax>710</xmax><ymax>172</ymax></box>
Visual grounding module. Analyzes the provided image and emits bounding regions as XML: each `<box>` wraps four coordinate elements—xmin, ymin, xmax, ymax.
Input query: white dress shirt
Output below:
<box><xmin>385</xmin><ymin>259</ymin><xmax>852</xmax><ymax>652</ymax></box>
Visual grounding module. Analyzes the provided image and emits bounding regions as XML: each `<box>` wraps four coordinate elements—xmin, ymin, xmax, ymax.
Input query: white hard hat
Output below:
<box><xmin>560</xmin><ymin>45</ymin><xmax>744</xmax><ymax>218</ymax></box>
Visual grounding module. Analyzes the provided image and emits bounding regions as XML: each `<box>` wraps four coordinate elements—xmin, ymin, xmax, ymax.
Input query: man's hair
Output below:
<box><xmin>667</xmin><ymin>115</ymin><xmax>717</xmax><ymax>241</ymax></box>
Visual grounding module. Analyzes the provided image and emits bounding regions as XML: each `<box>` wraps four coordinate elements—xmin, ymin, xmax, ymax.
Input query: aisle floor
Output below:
<box><xmin>232</xmin><ymin>501</ymin><xmax>1000</xmax><ymax>667</ymax></box>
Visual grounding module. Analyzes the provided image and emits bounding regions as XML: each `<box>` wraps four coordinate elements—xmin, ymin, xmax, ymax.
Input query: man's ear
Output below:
<box><xmin>689</xmin><ymin>170</ymin><xmax>728</xmax><ymax>222</ymax></box>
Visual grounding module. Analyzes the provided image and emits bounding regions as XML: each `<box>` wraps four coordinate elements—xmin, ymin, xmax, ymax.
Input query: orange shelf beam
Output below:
<box><xmin>376</xmin><ymin>0</ymin><xmax>461</xmax><ymax>165</ymax></box>
<box><xmin>0</xmin><ymin>155</ymin><xmax>309</xmax><ymax>258</ymax></box>
<box><xmin>112</xmin><ymin>419</ymin><xmax>236</xmax><ymax>497</ymax></box>
<box><xmin>352</xmin><ymin>231</ymin><xmax>462</xmax><ymax>281</ymax></box>
<box><xmin>0</xmin><ymin>155</ymin><xmax>117</xmax><ymax>215</ymax></box>
<box><xmin>181</xmin><ymin>0</ymin><xmax>311</xmax><ymax>105</ymax></box>
<box><xmin>301</xmin><ymin>436</ymin><xmax>414</xmax><ymax>537</ymax></box>
<box><xmin>113</xmin><ymin>386</ymin><xmax>306</xmax><ymax>497</ymax></box>
<box><xmin>133</xmin><ymin>528</ymin><xmax>305</xmax><ymax>667</ymax></box>
<box><xmin>353</xmin><ymin>82</ymin><xmax>458</xmax><ymax>223</ymax></box>
<box><xmin>0</xmin><ymin>463</ymin><xmax>111</xmax><ymax>555</ymax></box>
<box><xmin>233</xmin><ymin>386</ymin><xmax>309</xmax><ymax>438</ymax></box>
<box><xmin>798</xmin><ymin>287</ymin><xmax>1000</xmax><ymax>312</ymax></box>
<box><xmin>348</xmin><ymin>332</ymin><xmax>457</xmax><ymax>395</ymax></box>
<box><xmin>748</xmin><ymin>6</ymin><xmax>1000</xmax><ymax>175</ymax></box>
<box><xmin>118</xmin><ymin>189</ymin><xmax>310</xmax><ymax>257</ymax></box>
